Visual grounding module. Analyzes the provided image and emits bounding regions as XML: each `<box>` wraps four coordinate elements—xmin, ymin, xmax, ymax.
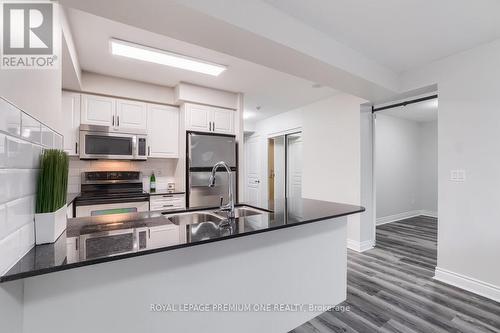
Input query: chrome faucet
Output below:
<box><xmin>209</xmin><ymin>161</ymin><xmax>235</xmax><ymax>219</ymax></box>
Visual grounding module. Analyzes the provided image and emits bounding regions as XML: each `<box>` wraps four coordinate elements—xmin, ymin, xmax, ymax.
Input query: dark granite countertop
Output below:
<box><xmin>0</xmin><ymin>198</ymin><xmax>364</xmax><ymax>283</ymax></box>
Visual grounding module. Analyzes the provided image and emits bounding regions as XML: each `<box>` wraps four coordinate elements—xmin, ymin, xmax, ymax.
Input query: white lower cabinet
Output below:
<box><xmin>148</xmin><ymin>225</ymin><xmax>180</xmax><ymax>249</ymax></box>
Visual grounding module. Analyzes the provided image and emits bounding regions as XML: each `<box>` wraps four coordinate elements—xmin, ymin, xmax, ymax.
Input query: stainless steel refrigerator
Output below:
<box><xmin>187</xmin><ymin>132</ymin><xmax>238</xmax><ymax>208</ymax></box>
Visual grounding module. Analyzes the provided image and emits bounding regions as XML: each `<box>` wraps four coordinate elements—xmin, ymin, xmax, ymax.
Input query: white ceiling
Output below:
<box><xmin>66</xmin><ymin>9</ymin><xmax>337</xmax><ymax>123</ymax></box>
<box><xmin>264</xmin><ymin>0</ymin><xmax>500</xmax><ymax>73</ymax></box>
<box><xmin>377</xmin><ymin>99</ymin><xmax>438</xmax><ymax>122</ymax></box>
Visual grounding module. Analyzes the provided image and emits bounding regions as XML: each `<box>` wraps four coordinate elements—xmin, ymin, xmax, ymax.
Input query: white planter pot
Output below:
<box><xmin>34</xmin><ymin>205</ymin><xmax>67</xmax><ymax>245</ymax></box>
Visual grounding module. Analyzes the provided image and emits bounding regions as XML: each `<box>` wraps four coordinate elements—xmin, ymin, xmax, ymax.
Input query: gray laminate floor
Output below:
<box><xmin>290</xmin><ymin>216</ymin><xmax>500</xmax><ymax>333</ymax></box>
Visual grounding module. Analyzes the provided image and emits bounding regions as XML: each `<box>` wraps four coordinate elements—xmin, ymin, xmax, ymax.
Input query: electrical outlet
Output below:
<box><xmin>450</xmin><ymin>169</ymin><xmax>466</xmax><ymax>182</ymax></box>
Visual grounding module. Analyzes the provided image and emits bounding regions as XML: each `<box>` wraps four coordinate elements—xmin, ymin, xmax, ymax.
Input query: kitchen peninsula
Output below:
<box><xmin>1</xmin><ymin>198</ymin><xmax>363</xmax><ymax>333</ymax></box>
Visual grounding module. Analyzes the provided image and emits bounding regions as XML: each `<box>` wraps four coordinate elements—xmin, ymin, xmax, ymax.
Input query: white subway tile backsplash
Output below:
<box><xmin>31</xmin><ymin>144</ymin><xmax>42</xmax><ymax>168</ymax></box>
<box><xmin>0</xmin><ymin>99</ymin><xmax>21</xmax><ymax>137</ymax></box>
<box><xmin>21</xmin><ymin>113</ymin><xmax>42</xmax><ymax>144</ymax></box>
<box><xmin>41</xmin><ymin>125</ymin><xmax>54</xmax><ymax>148</ymax></box>
<box><xmin>0</xmin><ymin>230</ymin><xmax>20</xmax><ymax>275</ymax></box>
<box><xmin>68</xmin><ymin>157</ymin><xmax>179</xmax><ymax>193</ymax></box>
<box><xmin>19</xmin><ymin>222</ymin><xmax>35</xmax><ymax>257</ymax></box>
<box><xmin>6</xmin><ymin>196</ymin><xmax>34</xmax><ymax>236</ymax></box>
<box><xmin>0</xmin><ymin>133</ymin><xmax>7</xmax><ymax>168</ymax></box>
<box><xmin>54</xmin><ymin>133</ymin><xmax>63</xmax><ymax>150</ymax></box>
<box><xmin>0</xmin><ymin>204</ymin><xmax>7</xmax><ymax>240</ymax></box>
<box><xmin>0</xmin><ymin>170</ymin><xmax>8</xmax><ymax>204</ymax></box>
<box><xmin>0</xmin><ymin>98</ymin><xmax>55</xmax><ymax>276</ymax></box>
<box><xmin>6</xmin><ymin>135</ymin><xmax>34</xmax><ymax>168</ymax></box>
<box><xmin>67</xmin><ymin>184</ymin><xmax>80</xmax><ymax>194</ymax></box>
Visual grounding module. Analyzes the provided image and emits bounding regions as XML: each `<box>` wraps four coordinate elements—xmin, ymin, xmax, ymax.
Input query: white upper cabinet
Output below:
<box><xmin>212</xmin><ymin>108</ymin><xmax>234</xmax><ymax>134</ymax></box>
<box><xmin>61</xmin><ymin>91</ymin><xmax>81</xmax><ymax>156</ymax></box>
<box><xmin>81</xmin><ymin>94</ymin><xmax>147</xmax><ymax>131</ymax></box>
<box><xmin>147</xmin><ymin>104</ymin><xmax>179</xmax><ymax>158</ymax></box>
<box><xmin>116</xmin><ymin>99</ymin><xmax>147</xmax><ymax>130</ymax></box>
<box><xmin>186</xmin><ymin>104</ymin><xmax>211</xmax><ymax>132</ymax></box>
<box><xmin>185</xmin><ymin>103</ymin><xmax>235</xmax><ymax>134</ymax></box>
<box><xmin>81</xmin><ymin>94</ymin><xmax>115</xmax><ymax>127</ymax></box>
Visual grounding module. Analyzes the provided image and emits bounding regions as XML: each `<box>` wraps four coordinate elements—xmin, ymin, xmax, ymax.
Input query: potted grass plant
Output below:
<box><xmin>35</xmin><ymin>149</ymin><xmax>69</xmax><ymax>244</ymax></box>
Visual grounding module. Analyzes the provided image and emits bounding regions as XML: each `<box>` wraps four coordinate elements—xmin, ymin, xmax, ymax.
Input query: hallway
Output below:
<box><xmin>291</xmin><ymin>216</ymin><xmax>500</xmax><ymax>333</ymax></box>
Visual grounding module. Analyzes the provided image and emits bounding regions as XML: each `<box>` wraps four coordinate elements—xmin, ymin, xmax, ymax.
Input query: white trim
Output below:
<box><xmin>376</xmin><ymin>210</ymin><xmax>423</xmax><ymax>225</ymax></box>
<box><xmin>267</xmin><ymin>126</ymin><xmax>302</xmax><ymax>139</ymax></box>
<box><xmin>376</xmin><ymin>210</ymin><xmax>438</xmax><ymax>225</ymax></box>
<box><xmin>347</xmin><ymin>239</ymin><xmax>374</xmax><ymax>252</ymax></box>
<box><xmin>434</xmin><ymin>267</ymin><xmax>500</xmax><ymax>303</ymax></box>
<box><xmin>420</xmin><ymin>210</ymin><xmax>438</xmax><ymax>218</ymax></box>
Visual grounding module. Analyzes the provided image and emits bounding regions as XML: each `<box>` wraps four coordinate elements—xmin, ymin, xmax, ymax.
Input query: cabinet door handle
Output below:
<box><xmin>75</xmin><ymin>142</ymin><xmax>78</xmax><ymax>154</ymax></box>
<box><xmin>209</xmin><ymin>122</ymin><xmax>212</xmax><ymax>131</ymax></box>
<box><xmin>213</xmin><ymin>121</ymin><xmax>215</xmax><ymax>131</ymax></box>
<box><xmin>163</xmin><ymin>204</ymin><xmax>174</xmax><ymax>208</ymax></box>
<box><xmin>117</xmin><ymin>116</ymin><xmax>120</xmax><ymax>127</ymax></box>
<box><xmin>148</xmin><ymin>146</ymin><xmax>151</xmax><ymax>156</ymax></box>
<box><xmin>112</xmin><ymin>115</ymin><xmax>115</xmax><ymax>126</ymax></box>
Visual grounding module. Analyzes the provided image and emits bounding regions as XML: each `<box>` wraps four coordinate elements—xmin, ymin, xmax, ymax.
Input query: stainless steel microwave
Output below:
<box><xmin>79</xmin><ymin>124</ymin><xmax>147</xmax><ymax>160</ymax></box>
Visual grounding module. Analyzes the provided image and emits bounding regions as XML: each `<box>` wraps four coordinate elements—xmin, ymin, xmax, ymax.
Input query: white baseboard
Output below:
<box><xmin>434</xmin><ymin>267</ymin><xmax>500</xmax><ymax>302</ymax></box>
<box><xmin>420</xmin><ymin>210</ymin><xmax>438</xmax><ymax>218</ymax></box>
<box><xmin>376</xmin><ymin>210</ymin><xmax>422</xmax><ymax>225</ymax></box>
<box><xmin>347</xmin><ymin>239</ymin><xmax>374</xmax><ymax>252</ymax></box>
<box><xmin>376</xmin><ymin>210</ymin><xmax>437</xmax><ymax>225</ymax></box>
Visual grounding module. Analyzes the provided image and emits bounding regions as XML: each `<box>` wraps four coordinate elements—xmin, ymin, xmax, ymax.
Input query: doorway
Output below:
<box><xmin>267</xmin><ymin>132</ymin><xmax>303</xmax><ymax>211</ymax></box>
<box><xmin>373</xmin><ymin>94</ymin><xmax>438</xmax><ymax>257</ymax></box>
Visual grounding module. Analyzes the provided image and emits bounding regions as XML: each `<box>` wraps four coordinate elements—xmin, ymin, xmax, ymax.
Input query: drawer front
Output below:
<box><xmin>150</xmin><ymin>194</ymin><xmax>185</xmax><ymax>211</ymax></box>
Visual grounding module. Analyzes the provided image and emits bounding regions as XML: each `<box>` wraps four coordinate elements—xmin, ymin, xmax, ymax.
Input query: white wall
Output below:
<box><xmin>245</xmin><ymin>94</ymin><xmax>371</xmax><ymax>251</ymax></box>
<box><xmin>80</xmin><ymin>72</ymin><xmax>176</xmax><ymax>105</ymax></box>
<box><xmin>375</xmin><ymin>115</ymin><xmax>437</xmax><ymax>221</ymax></box>
<box><xmin>401</xmin><ymin>38</ymin><xmax>500</xmax><ymax>300</ymax></box>
<box><xmin>0</xmin><ymin>11</ymin><xmax>62</xmax><ymax>133</ymax></box>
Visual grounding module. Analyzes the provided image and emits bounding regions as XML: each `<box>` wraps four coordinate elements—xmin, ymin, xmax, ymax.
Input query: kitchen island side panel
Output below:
<box><xmin>22</xmin><ymin>217</ymin><xmax>347</xmax><ymax>333</ymax></box>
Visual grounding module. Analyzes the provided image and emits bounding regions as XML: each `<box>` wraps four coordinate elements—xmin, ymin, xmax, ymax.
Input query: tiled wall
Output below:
<box><xmin>0</xmin><ymin>97</ymin><xmax>62</xmax><ymax>275</ymax></box>
<box><xmin>68</xmin><ymin>158</ymin><xmax>178</xmax><ymax>193</ymax></box>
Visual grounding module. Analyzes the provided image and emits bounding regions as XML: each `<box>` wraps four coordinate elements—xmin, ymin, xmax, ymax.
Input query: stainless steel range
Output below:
<box><xmin>75</xmin><ymin>171</ymin><xmax>149</xmax><ymax>217</ymax></box>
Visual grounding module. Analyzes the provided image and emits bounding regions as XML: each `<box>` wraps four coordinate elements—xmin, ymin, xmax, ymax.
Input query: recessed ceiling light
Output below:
<box><xmin>110</xmin><ymin>39</ymin><xmax>227</xmax><ymax>76</ymax></box>
<box><xmin>312</xmin><ymin>83</ymin><xmax>322</xmax><ymax>88</ymax></box>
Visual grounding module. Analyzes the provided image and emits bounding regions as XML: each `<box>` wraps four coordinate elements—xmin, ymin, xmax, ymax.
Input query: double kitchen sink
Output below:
<box><xmin>165</xmin><ymin>206</ymin><xmax>266</xmax><ymax>226</ymax></box>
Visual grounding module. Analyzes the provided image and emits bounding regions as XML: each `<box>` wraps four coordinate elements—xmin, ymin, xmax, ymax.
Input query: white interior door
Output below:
<box><xmin>245</xmin><ymin>136</ymin><xmax>261</xmax><ymax>206</ymax></box>
<box><xmin>273</xmin><ymin>137</ymin><xmax>285</xmax><ymax>203</ymax></box>
<box><xmin>286</xmin><ymin>133</ymin><xmax>303</xmax><ymax>217</ymax></box>
<box><xmin>287</xmin><ymin>133</ymin><xmax>303</xmax><ymax>198</ymax></box>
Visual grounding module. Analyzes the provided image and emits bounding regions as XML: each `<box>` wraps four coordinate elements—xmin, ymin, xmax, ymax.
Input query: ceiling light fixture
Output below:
<box><xmin>110</xmin><ymin>39</ymin><xmax>227</xmax><ymax>76</ymax></box>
